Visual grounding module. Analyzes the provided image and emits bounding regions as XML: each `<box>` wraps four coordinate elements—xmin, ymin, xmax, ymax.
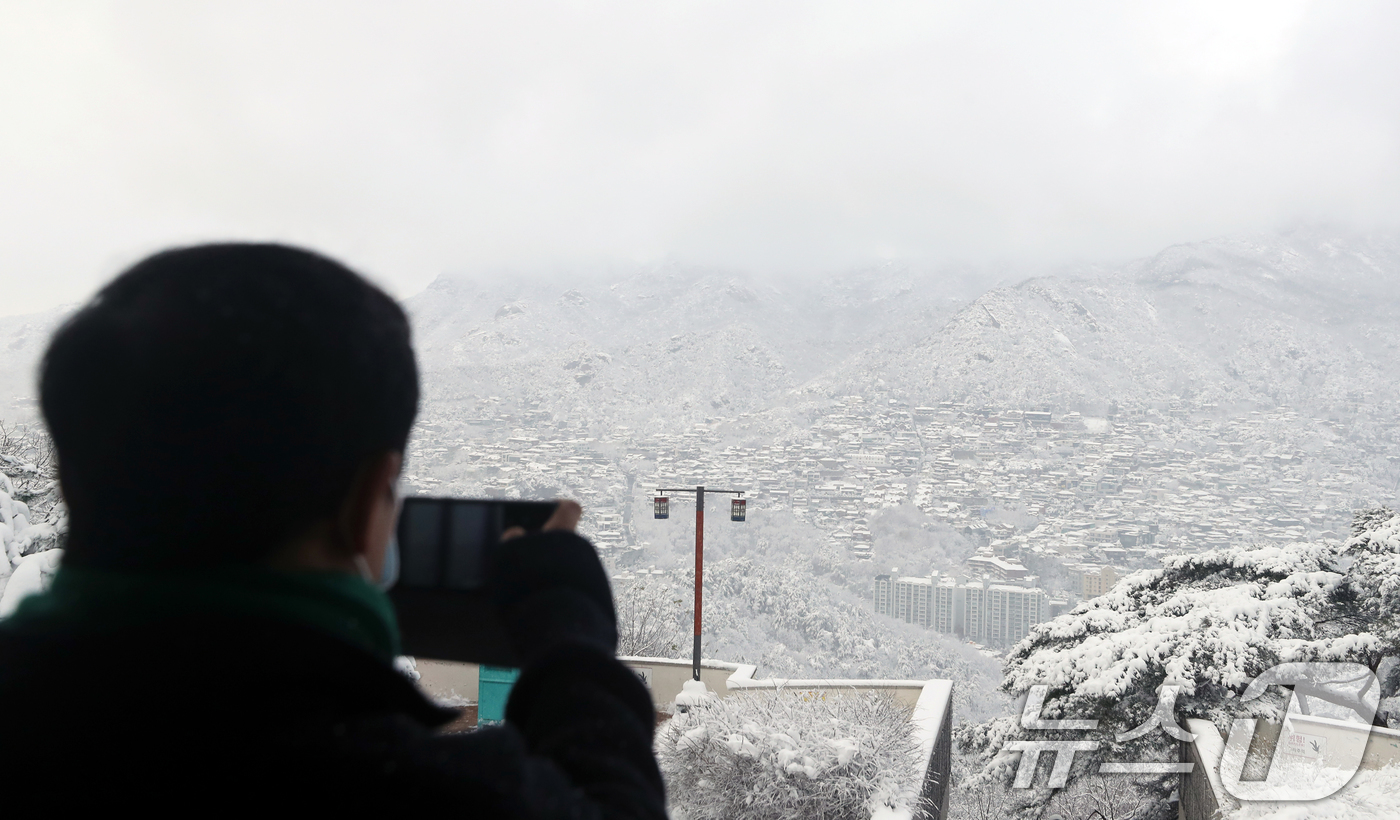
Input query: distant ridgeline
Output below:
<box><xmin>382</xmin><ymin>229</ymin><xmax>1400</xmax><ymax>426</ymax></box>
<box><xmin>2</xmin><ymin>230</ymin><xmax>1396</xmax><ymax>424</ymax></box>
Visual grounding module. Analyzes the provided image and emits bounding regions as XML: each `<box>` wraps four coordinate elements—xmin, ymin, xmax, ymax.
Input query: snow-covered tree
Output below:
<box><xmin>956</xmin><ymin>508</ymin><xmax>1400</xmax><ymax>817</ymax></box>
<box><xmin>1335</xmin><ymin>507</ymin><xmax>1400</xmax><ymax>702</ymax></box>
<box><xmin>693</xmin><ymin>550</ymin><xmax>1005</xmax><ymax>722</ymax></box>
<box><xmin>656</xmin><ymin>689</ymin><xmax>925</xmax><ymax>820</ymax></box>
<box><xmin>948</xmin><ymin>740</ymin><xmax>1021</xmax><ymax>820</ymax></box>
<box><xmin>1032</xmin><ymin>771</ymin><xmax>1155</xmax><ymax>820</ymax></box>
<box><xmin>0</xmin><ymin>421</ymin><xmax>65</xmax><ymax>605</ymax></box>
<box><xmin>615</xmin><ymin>578</ymin><xmax>688</xmax><ymax>658</ymax></box>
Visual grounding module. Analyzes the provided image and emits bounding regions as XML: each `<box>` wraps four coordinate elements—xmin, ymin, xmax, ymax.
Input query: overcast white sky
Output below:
<box><xmin>1</xmin><ymin>0</ymin><xmax>1397</xmax><ymax>315</ymax></box>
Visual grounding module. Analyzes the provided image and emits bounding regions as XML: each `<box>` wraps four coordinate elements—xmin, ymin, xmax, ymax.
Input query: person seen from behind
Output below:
<box><xmin>0</xmin><ymin>243</ymin><xmax>667</xmax><ymax>815</ymax></box>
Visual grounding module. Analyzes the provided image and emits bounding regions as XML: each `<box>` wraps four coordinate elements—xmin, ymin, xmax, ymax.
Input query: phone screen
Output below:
<box><xmin>397</xmin><ymin>499</ymin><xmax>491</xmax><ymax>590</ymax></box>
<box><xmin>390</xmin><ymin>497</ymin><xmax>558</xmax><ymax>666</ymax></box>
<box><xmin>396</xmin><ymin>497</ymin><xmax>556</xmax><ymax>591</ymax></box>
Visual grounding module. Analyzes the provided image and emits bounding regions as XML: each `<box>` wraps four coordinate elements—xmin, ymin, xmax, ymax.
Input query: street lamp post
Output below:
<box><xmin>654</xmin><ymin>484</ymin><xmax>746</xmax><ymax>681</ymax></box>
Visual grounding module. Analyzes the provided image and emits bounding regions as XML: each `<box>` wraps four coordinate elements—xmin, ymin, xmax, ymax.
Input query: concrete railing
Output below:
<box><xmin>616</xmin><ymin>655</ymin><xmax>746</xmax><ymax>705</ymax></box>
<box><xmin>415</xmin><ymin>658</ymin><xmax>481</xmax><ymax>704</ymax></box>
<box><xmin>1180</xmin><ymin>718</ymin><xmax>1231</xmax><ymax>820</ymax></box>
<box><xmin>619</xmin><ymin>656</ymin><xmax>955</xmax><ymax>820</ymax></box>
<box><xmin>415</xmin><ymin>656</ymin><xmax>956</xmax><ymax>820</ymax></box>
<box><xmin>724</xmin><ymin>665</ymin><xmax>931</xmax><ymax>708</ymax></box>
<box><xmin>1179</xmin><ymin>715</ymin><xmax>1400</xmax><ymax>819</ymax></box>
<box><xmin>913</xmin><ymin>681</ymin><xmax>955</xmax><ymax>820</ymax></box>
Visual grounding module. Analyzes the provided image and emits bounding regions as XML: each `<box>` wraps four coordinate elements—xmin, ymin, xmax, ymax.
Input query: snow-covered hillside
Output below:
<box><xmin>403</xmin><ymin>263</ymin><xmax>981</xmax><ymax>429</ymax></box>
<box><xmin>0</xmin><ymin>306</ymin><xmax>68</xmax><ymax>422</ymax></box>
<box><xmin>3</xmin><ymin>229</ymin><xmax>1396</xmax><ymax>422</ymax></box>
<box><xmin>814</xmin><ymin>229</ymin><xmax>1400</xmax><ymax>411</ymax></box>
<box><xmin>617</xmin><ymin>543</ymin><xmax>1005</xmax><ymax>722</ymax></box>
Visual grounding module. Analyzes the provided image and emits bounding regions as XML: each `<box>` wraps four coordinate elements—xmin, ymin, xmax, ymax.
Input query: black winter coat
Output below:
<box><xmin>0</xmin><ymin>610</ymin><xmax>668</xmax><ymax>815</ymax></box>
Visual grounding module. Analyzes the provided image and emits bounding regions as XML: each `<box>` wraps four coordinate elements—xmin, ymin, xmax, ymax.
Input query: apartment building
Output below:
<box><xmin>874</xmin><ymin>572</ymin><xmax>1048</xmax><ymax>648</ymax></box>
<box><xmin>1080</xmin><ymin>565</ymin><xmax>1118</xmax><ymax>598</ymax></box>
<box><xmin>983</xmin><ymin>582</ymin><xmax>1048</xmax><ymax>646</ymax></box>
<box><xmin>965</xmin><ymin>549</ymin><xmax>1031</xmax><ymax>581</ymax></box>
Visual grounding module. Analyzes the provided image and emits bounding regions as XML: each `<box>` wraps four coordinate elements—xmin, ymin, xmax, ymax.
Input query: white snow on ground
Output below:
<box><xmin>0</xmin><ymin>548</ymin><xmax>61</xmax><ymax>617</ymax></box>
<box><xmin>393</xmin><ymin>656</ymin><xmax>421</xmax><ymax>681</ymax></box>
<box><xmin>1233</xmin><ymin>765</ymin><xmax>1400</xmax><ymax>820</ymax></box>
<box><xmin>658</xmin><ymin>689</ymin><xmax>924</xmax><ymax>820</ymax></box>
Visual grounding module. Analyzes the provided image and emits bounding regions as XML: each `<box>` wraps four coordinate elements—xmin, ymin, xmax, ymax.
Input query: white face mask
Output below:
<box><xmin>379</xmin><ymin>477</ymin><xmax>402</xmax><ymax>591</ymax></box>
<box><xmin>356</xmin><ymin>479</ymin><xmax>402</xmax><ymax>591</ymax></box>
<box><xmin>377</xmin><ymin>529</ymin><xmax>400</xmax><ymax>591</ymax></box>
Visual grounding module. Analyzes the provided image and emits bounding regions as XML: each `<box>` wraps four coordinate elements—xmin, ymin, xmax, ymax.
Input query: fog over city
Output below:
<box><xmin>3</xmin><ymin>3</ymin><xmax>1400</xmax><ymax>819</ymax></box>
<box><xmin>2</xmin><ymin>2</ymin><xmax>1399</xmax><ymax>316</ymax></box>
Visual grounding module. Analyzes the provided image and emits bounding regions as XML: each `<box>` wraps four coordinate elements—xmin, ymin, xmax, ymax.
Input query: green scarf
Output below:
<box><xmin>4</xmin><ymin>564</ymin><xmax>400</xmax><ymax>662</ymax></box>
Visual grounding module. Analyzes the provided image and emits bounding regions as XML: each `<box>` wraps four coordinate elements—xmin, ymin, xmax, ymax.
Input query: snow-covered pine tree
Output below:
<box><xmin>955</xmin><ymin>508</ymin><xmax>1400</xmax><ymax>818</ymax></box>
<box><xmin>1335</xmin><ymin>507</ymin><xmax>1400</xmax><ymax>712</ymax></box>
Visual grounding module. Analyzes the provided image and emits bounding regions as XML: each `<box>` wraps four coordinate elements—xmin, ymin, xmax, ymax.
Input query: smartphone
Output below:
<box><xmin>389</xmin><ymin>497</ymin><xmax>557</xmax><ymax>667</ymax></box>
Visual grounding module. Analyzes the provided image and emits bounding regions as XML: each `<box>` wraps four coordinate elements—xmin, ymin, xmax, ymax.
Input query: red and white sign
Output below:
<box><xmin>1282</xmin><ymin>730</ymin><xmax>1326</xmax><ymax>760</ymax></box>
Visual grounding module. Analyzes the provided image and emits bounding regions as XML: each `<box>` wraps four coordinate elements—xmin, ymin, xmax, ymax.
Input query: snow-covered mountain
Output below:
<box><xmin>403</xmin><ymin>263</ymin><xmax>981</xmax><ymax>428</ymax></box>
<box><xmin>1</xmin><ymin>228</ymin><xmax>1397</xmax><ymax>421</ymax></box>
<box><xmin>0</xmin><ymin>306</ymin><xmax>68</xmax><ymax>421</ymax></box>
<box><xmin>812</xmin><ymin>229</ymin><xmax>1400</xmax><ymax>411</ymax></box>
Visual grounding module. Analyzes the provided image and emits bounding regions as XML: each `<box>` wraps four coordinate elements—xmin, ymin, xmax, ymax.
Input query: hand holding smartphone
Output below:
<box><xmin>389</xmin><ymin>497</ymin><xmax>566</xmax><ymax>666</ymax></box>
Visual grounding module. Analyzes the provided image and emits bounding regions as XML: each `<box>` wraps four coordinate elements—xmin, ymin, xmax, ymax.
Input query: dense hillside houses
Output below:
<box><xmin>400</xmin><ymin>392</ymin><xmax>1400</xmax><ymax>631</ymax></box>
<box><xmin>5</xmin><ymin>231</ymin><xmax>1399</xmax><ymax>666</ymax></box>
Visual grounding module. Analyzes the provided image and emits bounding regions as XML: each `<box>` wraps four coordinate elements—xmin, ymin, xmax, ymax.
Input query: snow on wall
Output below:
<box><xmin>657</xmin><ymin>687</ymin><xmax>928</xmax><ymax>820</ymax></box>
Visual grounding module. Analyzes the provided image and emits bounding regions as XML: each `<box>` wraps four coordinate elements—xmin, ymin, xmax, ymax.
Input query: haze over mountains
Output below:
<box><xmin>404</xmin><ymin>261</ymin><xmax>981</xmax><ymax>430</ymax></box>
<box><xmin>819</xmin><ymin>229</ymin><xmax>1400</xmax><ymax>413</ymax></box>
<box><xmin>405</xmin><ymin>227</ymin><xmax>1400</xmax><ymax>429</ymax></box>
<box><xmin>2</xmin><ymin>228</ymin><xmax>1398</xmax><ymax>424</ymax></box>
<box><xmin>0</xmin><ymin>304</ymin><xmax>67</xmax><ymax>421</ymax></box>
